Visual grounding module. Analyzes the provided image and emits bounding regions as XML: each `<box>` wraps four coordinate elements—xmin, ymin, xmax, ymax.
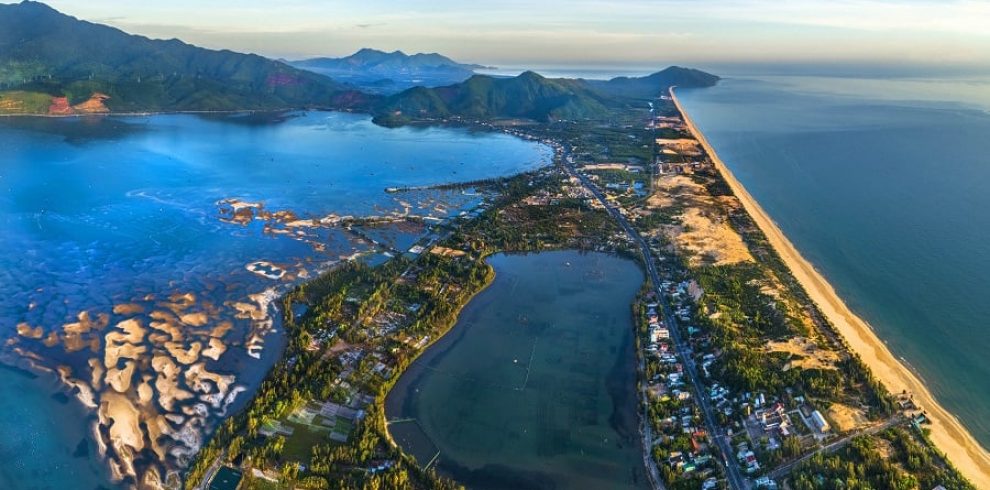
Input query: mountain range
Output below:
<box><xmin>0</xmin><ymin>1</ymin><xmax>368</xmax><ymax>113</ymax></box>
<box><xmin>291</xmin><ymin>49</ymin><xmax>489</xmax><ymax>94</ymax></box>
<box><xmin>293</xmin><ymin>48</ymin><xmax>486</xmax><ymax>78</ymax></box>
<box><xmin>373</xmin><ymin>67</ymin><xmax>719</xmax><ymax>124</ymax></box>
<box><xmin>0</xmin><ymin>1</ymin><xmax>719</xmax><ymax>122</ymax></box>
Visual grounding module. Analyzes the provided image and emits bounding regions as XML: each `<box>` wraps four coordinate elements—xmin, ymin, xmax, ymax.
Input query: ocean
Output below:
<box><xmin>676</xmin><ymin>74</ymin><xmax>990</xmax><ymax>450</ymax></box>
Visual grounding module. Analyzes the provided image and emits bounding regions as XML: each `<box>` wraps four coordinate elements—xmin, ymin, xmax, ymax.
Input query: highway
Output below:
<box><xmin>561</xmin><ymin>153</ymin><xmax>749</xmax><ymax>490</ymax></box>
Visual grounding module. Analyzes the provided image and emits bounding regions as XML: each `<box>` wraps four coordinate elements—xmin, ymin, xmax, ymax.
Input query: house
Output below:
<box><xmin>810</xmin><ymin>410</ymin><xmax>830</xmax><ymax>434</ymax></box>
<box><xmin>756</xmin><ymin>476</ymin><xmax>779</xmax><ymax>489</ymax></box>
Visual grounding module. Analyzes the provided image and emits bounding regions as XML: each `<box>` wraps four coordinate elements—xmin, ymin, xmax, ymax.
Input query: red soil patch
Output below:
<box><xmin>48</xmin><ymin>96</ymin><xmax>74</xmax><ymax>115</ymax></box>
<box><xmin>73</xmin><ymin>92</ymin><xmax>111</xmax><ymax>113</ymax></box>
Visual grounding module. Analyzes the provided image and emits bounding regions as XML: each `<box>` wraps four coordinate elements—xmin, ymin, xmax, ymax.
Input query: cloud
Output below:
<box><xmin>41</xmin><ymin>0</ymin><xmax>990</xmax><ymax>67</ymax></box>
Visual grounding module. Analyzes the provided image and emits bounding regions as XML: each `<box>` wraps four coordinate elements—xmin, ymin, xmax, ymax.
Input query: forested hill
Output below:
<box><xmin>373</xmin><ymin>71</ymin><xmax>614</xmax><ymax>124</ymax></box>
<box><xmin>0</xmin><ymin>2</ymin><xmax>718</xmax><ymax>118</ymax></box>
<box><xmin>0</xmin><ymin>1</ymin><xmax>370</xmax><ymax>114</ymax></box>
<box><xmin>293</xmin><ymin>48</ymin><xmax>485</xmax><ymax>79</ymax></box>
<box><xmin>591</xmin><ymin>65</ymin><xmax>720</xmax><ymax>99</ymax></box>
<box><xmin>373</xmin><ymin>67</ymin><xmax>720</xmax><ymax>124</ymax></box>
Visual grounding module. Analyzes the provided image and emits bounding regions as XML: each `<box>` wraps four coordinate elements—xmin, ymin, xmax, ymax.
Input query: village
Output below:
<box><xmin>574</xmin><ymin>105</ymin><xmax>949</xmax><ymax>490</ymax></box>
<box><xmin>195</xmin><ymin>98</ymin><xmax>962</xmax><ymax>490</ymax></box>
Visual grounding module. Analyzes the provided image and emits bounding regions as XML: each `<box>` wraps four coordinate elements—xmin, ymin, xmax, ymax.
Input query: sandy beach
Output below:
<box><xmin>671</xmin><ymin>87</ymin><xmax>990</xmax><ymax>488</ymax></box>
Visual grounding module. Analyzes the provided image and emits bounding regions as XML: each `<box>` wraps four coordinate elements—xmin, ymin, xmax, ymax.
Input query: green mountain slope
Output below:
<box><xmin>293</xmin><ymin>48</ymin><xmax>484</xmax><ymax>78</ymax></box>
<box><xmin>0</xmin><ymin>1</ymin><xmax>370</xmax><ymax>113</ymax></box>
<box><xmin>591</xmin><ymin>66</ymin><xmax>720</xmax><ymax>99</ymax></box>
<box><xmin>374</xmin><ymin>67</ymin><xmax>720</xmax><ymax>124</ymax></box>
<box><xmin>374</xmin><ymin>71</ymin><xmax>615</xmax><ymax>124</ymax></box>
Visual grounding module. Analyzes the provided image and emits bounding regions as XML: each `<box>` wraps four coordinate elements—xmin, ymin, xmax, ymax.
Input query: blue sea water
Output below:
<box><xmin>677</xmin><ymin>75</ymin><xmax>990</xmax><ymax>450</ymax></box>
<box><xmin>0</xmin><ymin>111</ymin><xmax>549</xmax><ymax>488</ymax></box>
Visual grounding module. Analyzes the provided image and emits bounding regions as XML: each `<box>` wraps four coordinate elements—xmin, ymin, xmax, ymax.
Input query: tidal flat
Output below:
<box><xmin>0</xmin><ymin>111</ymin><xmax>549</xmax><ymax>487</ymax></box>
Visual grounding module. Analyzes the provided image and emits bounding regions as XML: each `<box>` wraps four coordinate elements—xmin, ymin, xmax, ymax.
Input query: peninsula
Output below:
<box><xmin>671</xmin><ymin>88</ymin><xmax>990</xmax><ymax>488</ymax></box>
<box><xmin>0</xmin><ymin>3</ymin><xmax>984</xmax><ymax>490</ymax></box>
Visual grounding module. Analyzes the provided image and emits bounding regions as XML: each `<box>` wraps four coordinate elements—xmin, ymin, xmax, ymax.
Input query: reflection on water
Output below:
<box><xmin>0</xmin><ymin>111</ymin><xmax>549</xmax><ymax>488</ymax></box>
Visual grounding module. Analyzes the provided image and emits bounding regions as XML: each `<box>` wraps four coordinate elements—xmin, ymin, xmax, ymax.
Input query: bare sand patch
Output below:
<box><xmin>431</xmin><ymin>246</ymin><xmax>467</xmax><ymax>257</ymax></box>
<box><xmin>149</xmin><ymin>310</ymin><xmax>184</xmax><ymax>342</ymax></box>
<box><xmin>768</xmin><ymin>337</ymin><xmax>840</xmax><ymax>371</ymax></box>
<box><xmin>647</xmin><ymin>174</ymin><xmax>752</xmax><ymax>266</ymax></box>
<box><xmin>100</xmin><ymin>392</ymin><xmax>143</xmax><ymax>480</ymax></box>
<box><xmin>165</xmin><ymin>341</ymin><xmax>202</xmax><ymax>365</ymax></box>
<box><xmin>201</xmin><ymin>337</ymin><xmax>227</xmax><ymax>361</ymax></box>
<box><xmin>179</xmin><ymin>312</ymin><xmax>209</xmax><ymax>327</ymax></box>
<box><xmin>16</xmin><ymin>322</ymin><xmax>44</xmax><ymax>339</ymax></box>
<box><xmin>89</xmin><ymin>358</ymin><xmax>105</xmax><ymax>390</ymax></box>
<box><xmin>152</xmin><ymin>355</ymin><xmax>194</xmax><ymax>412</ymax></box>
<box><xmin>667</xmin><ymin>207</ymin><xmax>753</xmax><ymax>266</ymax></box>
<box><xmin>656</xmin><ymin>138</ymin><xmax>702</xmax><ymax>156</ymax></box>
<box><xmin>106</xmin><ymin>360</ymin><xmax>137</xmax><ymax>393</ymax></box>
<box><xmin>57</xmin><ymin>365</ymin><xmax>97</xmax><ymax>408</ymax></box>
<box><xmin>209</xmin><ymin>321</ymin><xmax>233</xmax><ymax>338</ymax></box>
<box><xmin>827</xmin><ymin>403</ymin><xmax>870</xmax><ymax>432</ymax></box>
<box><xmin>113</xmin><ymin>303</ymin><xmax>145</xmax><ymax>315</ymax></box>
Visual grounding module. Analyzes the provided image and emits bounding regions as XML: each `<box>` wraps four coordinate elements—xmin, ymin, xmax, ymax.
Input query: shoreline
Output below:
<box><xmin>0</xmin><ymin>107</ymin><xmax>354</xmax><ymax>119</ymax></box>
<box><xmin>671</xmin><ymin>87</ymin><xmax>990</xmax><ymax>487</ymax></box>
<box><xmin>380</xmin><ymin>256</ymin><xmax>497</xmax><ymax>455</ymax></box>
<box><xmin>382</xmin><ymin>250</ymin><xmax>648</xmax><ymax>488</ymax></box>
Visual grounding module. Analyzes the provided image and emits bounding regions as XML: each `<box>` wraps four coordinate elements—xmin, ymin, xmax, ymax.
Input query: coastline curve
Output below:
<box><xmin>670</xmin><ymin>86</ymin><xmax>990</xmax><ymax>488</ymax></box>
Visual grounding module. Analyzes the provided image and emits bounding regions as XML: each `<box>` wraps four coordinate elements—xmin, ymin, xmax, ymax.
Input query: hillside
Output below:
<box><xmin>292</xmin><ymin>48</ymin><xmax>487</xmax><ymax>93</ymax></box>
<box><xmin>374</xmin><ymin>67</ymin><xmax>720</xmax><ymax>124</ymax></box>
<box><xmin>293</xmin><ymin>48</ymin><xmax>484</xmax><ymax>78</ymax></box>
<box><xmin>374</xmin><ymin>71</ymin><xmax>616</xmax><ymax>124</ymax></box>
<box><xmin>591</xmin><ymin>66</ymin><xmax>720</xmax><ymax>98</ymax></box>
<box><xmin>0</xmin><ymin>1</ymin><xmax>370</xmax><ymax>114</ymax></box>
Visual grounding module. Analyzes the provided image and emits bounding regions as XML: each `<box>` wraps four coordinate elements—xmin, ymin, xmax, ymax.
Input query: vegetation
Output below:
<box><xmin>0</xmin><ymin>3</ymin><xmax>718</xmax><ymax>119</ymax></box>
<box><xmin>291</xmin><ymin>48</ymin><xmax>483</xmax><ymax>93</ymax></box>
<box><xmin>790</xmin><ymin>427</ymin><xmax>974</xmax><ymax>490</ymax></box>
<box><xmin>375</xmin><ymin>71</ymin><xmax>615</xmax><ymax>124</ymax></box>
<box><xmin>185</xmin><ymin>168</ymin><xmax>627</xmax><ymax>489</ymax></box>
<box><xmin>374</xmin><ymin>67</ymin><xmax>719</xmax><ymax>125</ymax></box>
<box><xmin>590</xmin><ymin>66</ymin><xmax>720</xmax><ymax>99</ymax></box>
<box><xmin>0</xmin><ymin>1</ymin><xmax>372</xmax><ymax>113</ymax></box>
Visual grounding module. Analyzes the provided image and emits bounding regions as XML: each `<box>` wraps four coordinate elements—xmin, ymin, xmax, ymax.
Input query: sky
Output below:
<box><xmin>40</xmin><ymin>0</ymin><xmax>990</xmax><ymax>74</ymax></box>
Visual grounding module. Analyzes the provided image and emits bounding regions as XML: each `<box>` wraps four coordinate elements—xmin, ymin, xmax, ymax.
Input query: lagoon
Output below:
<box><xmin>0</xmin><ymin>111</ymin><xmax>549</xmax><ymax>488</ymax></box>
<box><xmin>386</xmin><ymin>251</ymin><xmax>648</xmax><ymax>490</ymax></box>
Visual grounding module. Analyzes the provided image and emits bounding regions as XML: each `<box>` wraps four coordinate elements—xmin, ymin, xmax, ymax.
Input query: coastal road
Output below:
<box><xmin>193</xmin><ymin>449</ymin><xmax>227</xmax><ymax>490</ymax></box>
<box><xmin>768</xmin><ymin>416</ymin><xmax>904</xmax><ymax>480</ymax></box>
<box><xmin>561</xmin><ymin>153</ymin><xmax>749</xmax><ymax>490</ymax></box>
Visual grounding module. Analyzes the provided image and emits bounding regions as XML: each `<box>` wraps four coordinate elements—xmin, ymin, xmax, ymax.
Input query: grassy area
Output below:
<box><xmin>0</xmin><ymin>90</ymin><xmax>51</xmax><ymax>114</ymax></box>
<box><xmin>281</xmin><ymin>422</ymin><xmax>332</xmax><ymax>463</ymax></box>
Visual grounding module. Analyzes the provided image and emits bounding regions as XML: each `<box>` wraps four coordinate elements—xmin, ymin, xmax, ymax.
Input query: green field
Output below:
<box><xmin>0</xmin><ymin>90</ymin><xmax>51</xmax><ymax>114</ymax></box>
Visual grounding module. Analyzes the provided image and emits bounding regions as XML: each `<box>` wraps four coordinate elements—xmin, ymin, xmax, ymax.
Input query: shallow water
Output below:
<box><xmin>0</xmin><ymin>111</ymin><xmax>550</xmax><ymax>488</ymax></box>
<box><xmin>386</xmin><ymin>251</ymin><xmax>648</xmax><ymax>490</ymax></box>
<box><xmin>677</xmin><ymin>75</ymin><xmax>990</xmax><ymax>450</ymax></box>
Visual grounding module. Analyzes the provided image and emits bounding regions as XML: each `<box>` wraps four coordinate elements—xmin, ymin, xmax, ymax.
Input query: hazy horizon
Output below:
<box><xmin>29</xmin><ymin>0</ymin><xmax>990</xmax><ymax>77</ymax></box>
